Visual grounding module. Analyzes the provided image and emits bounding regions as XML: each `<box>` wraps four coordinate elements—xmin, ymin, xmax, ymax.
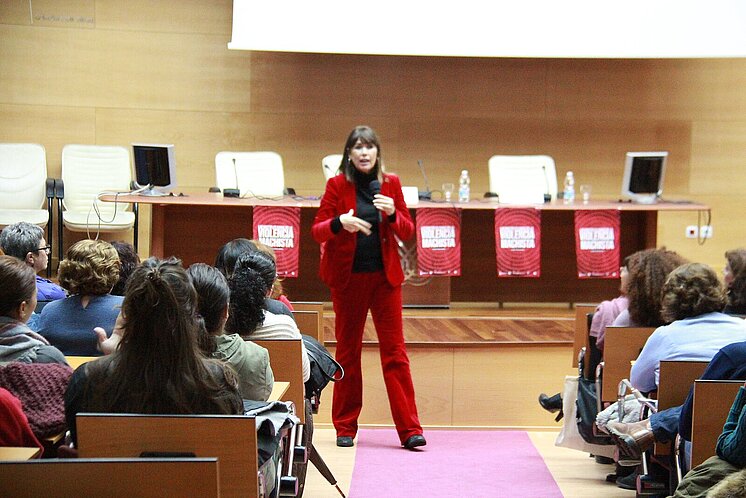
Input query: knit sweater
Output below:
<box><xmin>0</xmin><ymin>362</ymin><xmax>73</xmax><ymax>438</ymax></box>
<box><xmin>716</xmin><ymin>386</ymin><xmax>746</xmax><ymax>466</ymax></box>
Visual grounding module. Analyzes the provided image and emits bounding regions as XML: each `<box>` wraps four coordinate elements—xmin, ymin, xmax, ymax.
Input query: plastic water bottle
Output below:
<box><xmin>458</xmin><ymin>169</ymin><xmax>470</xmax><ymax>202</ymax></box>
<box><xmin>563</xmin><ymin>171</ymin><xmax>575</xmax><ymax>204</ymax></box>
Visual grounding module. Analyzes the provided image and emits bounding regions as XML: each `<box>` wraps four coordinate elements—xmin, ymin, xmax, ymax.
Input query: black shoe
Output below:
<box><xmin>594</xmin><ymin>455</ymin><xmax>615</xmax><ymax>465</ymax></box>
<box><xmin>538</xmin><ymin>393</ymin><xmax>562</xmax><ymax>413</ymax></box>
<box><xmin>616</xmin><ymin>469</ymin><xmax>639</xmax><ymax>490</ymax></box>
<box><xmin>336</xmin><ymin>436</ymin><xmax>354</xmax><ymax>447</ymax></box>
<box><xmin>403</xmin><ymin>434</ymin><xmax>427</xmax><ymax>450</ymax></box>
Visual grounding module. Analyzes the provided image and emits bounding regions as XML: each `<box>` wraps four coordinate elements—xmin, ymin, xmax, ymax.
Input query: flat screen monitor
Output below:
<box><xmin>132</xmin><ymin>143</ymin><xmax>176</xmax><ymax>196</ymax></box>
<box><xmin>621</xmin><ymin>151</ymin><xmax>667</xmax><ymax>204</ymax></box>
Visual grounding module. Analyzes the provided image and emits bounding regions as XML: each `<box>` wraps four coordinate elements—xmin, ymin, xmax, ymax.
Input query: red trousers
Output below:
<box><xmin>330</xmin><ymin>271</ymin><xmax>422</xmax><ymax>443</ymax></box>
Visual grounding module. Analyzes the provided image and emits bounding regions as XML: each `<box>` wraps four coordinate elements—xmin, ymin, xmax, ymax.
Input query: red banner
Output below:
<box><xmin>416</xmin><ymin>208</ymin><xmax>461</xmax><ymax>276</ymax></box>
<box><xmin>574</xmin><ymin>210</ymin><xmax>621</xmax><ymax>279</ymax></box>
<box><xmin>494</xmin><ymin>208</ymin><xmax>541</xmax><ymax>277</ymax></box>
<box><xmin>252</xmin><ymin>206</ymin><xmax>300</xmax><ymax>278</ymax></box>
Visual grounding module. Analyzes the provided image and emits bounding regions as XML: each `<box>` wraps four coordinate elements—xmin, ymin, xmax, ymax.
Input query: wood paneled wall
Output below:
<box><xmin>2</xmin><ymin>0</ymin><xmax>744</xmax><ymax>272</ymax></box>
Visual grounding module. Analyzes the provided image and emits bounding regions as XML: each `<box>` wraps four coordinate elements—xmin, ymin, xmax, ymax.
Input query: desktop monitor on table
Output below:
<box><xmin>132</xmin><ymin>143</ymin><xmax>176</xmax><ymax>196</ymax></box>
<box><xmin>621</xmin><ymin>151</ymin><xmax>667</xmax><ymax>204</ymax></box>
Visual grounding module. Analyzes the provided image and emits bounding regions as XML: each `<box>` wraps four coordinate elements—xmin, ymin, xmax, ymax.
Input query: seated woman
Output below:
<box><xmin>250</xmin><ymin>239</ymin><xmax>294</xmax><ymax>312</ymax></box>
<box><xmin>215</xmin><ymin>238</ymin><xmax>294</xmax><ymax>319</ymax></box>
<box><xmin>607</xmin><ymin>263</ymin><xmax>746</xmax><ymax>459</ymax></box>
<box><xmin>187</xmin><ymin>263</ymin><xmax>275</xmax><ymax>401</ymax></box>
<box><xmin>0</xmin><ymin>255</ymin><xmax>67</xmax><ymax>365</ymax></box>
<box><xmin>723</xmin><ymin>248</ymin><xmax>746</xmax><ymax>316</ymax></box>
<box><xmin>225</xmin><ymin>252</ymin><xmax>310</xmax><ymax>382</ymax></box>
<box><xmin>110</xmin><ymin>240</ymin><xmax>140</xmax><ymax>296</ymax></box>
<box><xmin>37</xmin><ymin>240</ymin><xmax>122</xmax><ymax>356</ymax></box>
<box><xmin>64</xmin><ymin>257</ymin><xmax>243</xmax><ymax>444</ymax></box>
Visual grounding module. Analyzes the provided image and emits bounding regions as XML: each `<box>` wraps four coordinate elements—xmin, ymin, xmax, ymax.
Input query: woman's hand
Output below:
<box><xmin>373</xmin><ymin>194</ymin><xmax>395</xmax><ymax>216</ymax></box>
<box><xmin>340</xmin><ymin>209</ymin><xmax>372</xmax><ymax>235</ymax></box>
<box><xmin>95</xmin><ymin>311</ymin><xmax>125</xmax><ymax>355</ymax></box>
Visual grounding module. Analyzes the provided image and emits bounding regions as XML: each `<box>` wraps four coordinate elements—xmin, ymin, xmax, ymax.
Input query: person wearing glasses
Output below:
<box><xmin>0</xmin><ymin>222</ymin><xmax>65</xmax><ymax>302</ymax></box>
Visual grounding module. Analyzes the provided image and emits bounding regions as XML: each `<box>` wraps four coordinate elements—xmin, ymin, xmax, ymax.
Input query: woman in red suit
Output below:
<box><xmin>312</xmin><ymin>125</ymin><xmax>425</xmax><ymax>450</ymax></box>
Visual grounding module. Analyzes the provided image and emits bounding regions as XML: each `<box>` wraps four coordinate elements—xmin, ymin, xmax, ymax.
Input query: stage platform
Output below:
<box><xmin>321</xmin><ymin>303</ymin><xmax>575</xmax><ymax>347</ymax></box>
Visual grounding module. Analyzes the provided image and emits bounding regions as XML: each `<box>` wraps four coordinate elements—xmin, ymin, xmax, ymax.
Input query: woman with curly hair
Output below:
<box><xmin>724</xmin><ymin>248</ymin><xmax>746</xmax><ymax>316</ymax></box>
<box><xmin>64</xmin><ymin>257</ymin><xmax>243</xmax><ymax>444</ymax></box>
<box><xmin>225</xmin><ymin>251</ymin><xmax>310</xmax><ymax>382</ymax></box>
<box><xmin>607</xmin><ymin>263</ymin><xmax>746</xmax><ymax>459</ymax></box>
<box><xmin>37</xmin><ymin>239</ymin><xmax>122</xmax><ymax>356</ymax></box>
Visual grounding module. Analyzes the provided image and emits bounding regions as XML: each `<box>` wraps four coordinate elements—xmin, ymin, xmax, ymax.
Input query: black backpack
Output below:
<box><xmin>302</xmin><ymin>335</ymin><xmax>344</xmax><ymax>411</ymax></box>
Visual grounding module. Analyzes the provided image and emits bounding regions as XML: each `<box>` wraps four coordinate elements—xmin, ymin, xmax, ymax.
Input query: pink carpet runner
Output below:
<box><xmin>348</xmin><ymin>429</ymin><xmax>563</xmax><ymax>497</ymax></box>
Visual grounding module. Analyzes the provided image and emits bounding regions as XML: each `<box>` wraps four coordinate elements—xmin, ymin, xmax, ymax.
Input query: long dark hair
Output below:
<box><xmin>85</xmin><ymin>257</ymin><xmax>241</xmax><ymax>415</ymax></box>
<box><xmin>214</xmin><ymin>238</ymin><xmax>257</xmax><ymax>278</ymax></box>
<box><xmin>224</xmin><ymin>252</ymin><xmax>272</xmax><ymax>336</ymax></box>
<box><xmin>187</xmin><ymin>263</ymin><xmax>230</xmax><ymax>355</ymax></box>
<box><xmin>725</xmin><ymin>248</ymin><xmax>746</xmax><ymax>311</ymax></box>
<box><xmin>341</xmin><ymin>125</ymin><xmax>384</xmax><ymax>183</ymax></box>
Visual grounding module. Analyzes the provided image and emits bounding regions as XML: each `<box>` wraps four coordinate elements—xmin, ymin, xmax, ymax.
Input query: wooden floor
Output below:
<box><xmin>321</xmin><ymin>303</ymin><xmax>575</xmax><ymax>345</ymax></box>
<box><xmin>305</xmin><ymin>428</ymin><xmax>634</xmax><ymax>497</ymax></box>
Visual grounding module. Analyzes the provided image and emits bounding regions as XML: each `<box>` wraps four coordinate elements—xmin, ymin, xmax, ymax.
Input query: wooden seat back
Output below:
<box><xmin>690</xmin><ymin>380</ymin><xmax>743</xmax><ymax>468</ymax></box>
<box><xmin>254</xmin><ymin>338</ymin><xmax>306</xmax><ymax>424</ymax></box>
<box><xmin>653</xmin><ymin>360</ymin><xmax>708</xmax><ymax>456</ymax></box>
<box><xmin>64</xmin><ymin>356</ymin><xmax>99</xmax><ymax>370</ymax></box>
<box><xmin>600</xmin><ymin>326</ymin><xmax>655</xmax><ymax>403</ymax></box>
<box><xmin>0</xmin><ymin>458</ymin><xmax>219</xmax><ymax>498</ymax></box>
<box><xmin>77</xmin><ymin>413</ymin><xmax>256</xmax><ymax>498</ymax></box>
<box><xmin>291</xmin><ymin>301</ymin><xmax>325</xmax><ymax>343</ymax></box>
<box><xmin>572</xmin><ymin>303</ymin><xmax>597</xmax><ymax>368</ymax></box>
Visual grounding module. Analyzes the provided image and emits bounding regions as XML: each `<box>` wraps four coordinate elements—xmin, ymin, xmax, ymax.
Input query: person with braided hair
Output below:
<box><xmin>64</xmin><ymin>257</ymin><xmax>243</xmax><ymax>444</ymax></box>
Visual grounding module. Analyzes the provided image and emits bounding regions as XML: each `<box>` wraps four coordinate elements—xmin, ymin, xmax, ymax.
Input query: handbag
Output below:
<box><xmin>554</xmin><ymin>375</ymin><xmax>615</xmax><ymax>457</ymax></box>
<box><xmin>301</xmin><ymin>335</ymin><xmax>344</xmax><ymax>409</ymax></box>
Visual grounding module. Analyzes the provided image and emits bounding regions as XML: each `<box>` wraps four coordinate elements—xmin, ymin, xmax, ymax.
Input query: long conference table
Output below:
<box><xmin>105</xmin><ymin>192</ymin><xmax>708</xmax><ymax>306</ymax></box>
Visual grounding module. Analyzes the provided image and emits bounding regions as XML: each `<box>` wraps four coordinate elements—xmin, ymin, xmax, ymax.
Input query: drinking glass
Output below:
<box><xmin>580</xmin><ymin>184</ymin><xmax>592</xmax><ymax>203</ymax></box>
<box><xmin>442</xmin><ymin>183</ymin><xmax>455</xmax><ymax>202</ymax></box>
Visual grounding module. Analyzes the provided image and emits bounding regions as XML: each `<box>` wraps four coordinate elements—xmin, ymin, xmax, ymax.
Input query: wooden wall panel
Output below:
<box><xmin>0</xmin><ymin>0</ymin><xmax>31</xmax><ymax>25</ymax></box>
<box><xmin>95</xmin><ymin>0</ymin><xmax>232</xmax><ymax>35</ymax></box>
<box><xmin>690</xmin><ymin>121</ymin><xmax>746</xmax><ymax>195</ymax></box>
<box><xmin>0</xmin><ymin>25</ymin><xmax>251</xmax><ymax>111</ymax></box>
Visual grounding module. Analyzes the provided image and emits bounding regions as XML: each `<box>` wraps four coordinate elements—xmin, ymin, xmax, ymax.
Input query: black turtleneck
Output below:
<box><xmin>350</xmin><ymin>170</ymin><xmax>384</xmax><ymax>272</ymax></box>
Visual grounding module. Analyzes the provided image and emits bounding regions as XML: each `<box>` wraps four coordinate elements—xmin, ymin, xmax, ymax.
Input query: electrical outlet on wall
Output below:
<box><xmin>685</xmin><ymin>225</ymin><xmax>698</xmax><ymax>238</ymax></box>
<box><xmin>700</xmin><ymin>225</ymin><xmax>713</xmax><ymax>238</ymax></box>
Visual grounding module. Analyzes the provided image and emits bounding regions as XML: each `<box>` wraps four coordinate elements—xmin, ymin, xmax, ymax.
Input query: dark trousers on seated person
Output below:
<box><xmin>650</xmin><ymin>405</ymin><xmax>683</xmax><ymax>443</ymax></box>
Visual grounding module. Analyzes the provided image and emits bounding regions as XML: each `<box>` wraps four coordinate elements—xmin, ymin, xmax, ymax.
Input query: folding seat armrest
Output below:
<box><xmin>54</xmin><ymin>178</ymin><xmax>64</xmax><ymax>199</ymax></box>
<box><xmin>46</xmin><ymin>178</ymin><xmax>56</xmax><ymax>198</ymax></box>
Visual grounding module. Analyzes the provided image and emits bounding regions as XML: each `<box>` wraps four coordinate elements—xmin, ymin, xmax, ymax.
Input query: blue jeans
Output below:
<box><xmin>650</xmin><ymin>405</ymin><xmax>683</xmax><ymax>443</ymax></box>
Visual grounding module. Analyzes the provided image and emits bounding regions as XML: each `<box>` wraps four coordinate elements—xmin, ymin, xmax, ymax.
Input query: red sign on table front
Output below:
<box><xmin>574</xmin><ymin>210</ymin><xmax>620</xmax><ymax>279</ymax></box>
<box><xmin>494</xmin><ymin>208</ymin><xmax>541</xmax><ymax>277</ymax></box>
<box><xmin>416</xmin><ymin>208</ymin><xmax>461</xmax><ymax>276</ymax></box>
<box><xmin>252</xmin><ymin>206</ymin><xmax>300</xmax><ymax>278</ymax></box>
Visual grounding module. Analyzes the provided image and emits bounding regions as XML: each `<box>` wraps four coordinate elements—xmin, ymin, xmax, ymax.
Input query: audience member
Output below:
<box><xmin>37</xmin><ymin>240</ymin><xmax>122</xmax><ymax>356</ymax></box>
<box><xmin>110</xmin><ymin>240</ymin><xmax>140</xmax><ymax>296</ymax></box>
<box><xmin>225</xmin><ymin>252</ymin><xmax>310</xmax><ymax>382</ymax></box>
<box><xmin>607</xmin><ymin>263</ymin><xmax>746</xmax><ymax>460</ymax></box>
<box><xmin>0</xmin><ymin>386</ymin><xmax>43</xmax><ymax>453</ymax></box>
<box><xmin>0</xmin><ymin>221</ymin><xmax>65</xmax><ymax>301</ymax></box>
<box><xmin>64</xmin><ymin>257</ymin><xmax>243</xmax><ymax>444</ymax></box>
<box><xmin>0</xmin><ymin>255</ymin><xmax>67</xmax><ymax>365</ymax></box>
<box><xmin>250</xmin><ymin>239</ymin><xmax>294</xmax><ymax>311</ymax></box>
<box><xmin>215</xmin><ymin>238</ymin><xmax>294</xmax><ymax>319</ymax></box>
<box><xmin>724</xmin><ymin>248</ymin><xmax>746</xmax><ymax>316</ymax></box>
<box><xmin>187</xmin><ymin>262</ymin><xmax>275</xmax><ymax>401</ymax></box>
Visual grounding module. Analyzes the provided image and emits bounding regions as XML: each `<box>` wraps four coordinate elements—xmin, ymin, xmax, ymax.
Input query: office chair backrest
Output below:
<box><xmin>61</xmin><ymin>144</ymin><xmax>132</xmax><ymax>217</ymax></box>
<box><xmin>322</xmin><ymin>154</ymin><xmax>343</xmax><ymax>181</ymax></box>
<box><xmin>488</xmin><ymin>155</ymin><xmax>558</xmax><ymax>203</ymax></box>
<box><xmin>0</xmin><ymin>143</ymin><xmax>47</xmax><ymax>212</ymax></box>
<box><xmin>215</xmin><ymin>151</ymin><xmax>285</xmax><ymax>197</ymax></box>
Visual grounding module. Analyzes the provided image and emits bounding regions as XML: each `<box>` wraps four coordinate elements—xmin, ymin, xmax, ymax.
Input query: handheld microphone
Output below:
<box><xmin>417</xmin><ymin>159</ymin><xmax>432</xmax><ymax>200</ymax></box>
<box><xmin>369</xmin><ymin>179</ymin><xmax>382</xmax><ymax>222</ymax></box>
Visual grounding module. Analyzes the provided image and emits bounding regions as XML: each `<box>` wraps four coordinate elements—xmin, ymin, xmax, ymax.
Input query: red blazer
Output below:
<box><xmin>312</xmin><ymin>173</ymin><xmax>414</xmax><ymax>290</ymax></box>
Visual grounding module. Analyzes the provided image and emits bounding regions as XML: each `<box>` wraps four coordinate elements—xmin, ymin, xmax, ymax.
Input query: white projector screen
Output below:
<box><xmin>229</xmin><ymin>0</ymin><xmax>746</xmax><ymax>58</ymax></box>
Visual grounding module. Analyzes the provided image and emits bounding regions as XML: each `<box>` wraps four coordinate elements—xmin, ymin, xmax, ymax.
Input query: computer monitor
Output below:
<box><xmin>621</xmin><ymin>151</ymin><xmax>667</xmax><ymax>204</ymax></box>
<box><xmin>132</xmin><ymin>143</ymin><xmax>176</xmax><ymax>196</ymax></box>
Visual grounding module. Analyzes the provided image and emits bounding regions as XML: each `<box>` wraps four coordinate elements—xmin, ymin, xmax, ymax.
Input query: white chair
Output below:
<box><xmin>0</xmin><ymin>143</ymin><xmax>56</xmax><ymax>275</ymax></box>
<box><xmin>58</xmin><ymin>145</ymin><xmax>138</xmax><ymax>263</ymax></box>
<box><xmin>488</xmin><ymin>155</ymin><xmax>558</xmax><ymax>204</ymax></box>
<box><xmin>322</xmin><ymin>154</ymin><xmax>343</xmax><ymax>181</ymax></box>
<box><xmin>215</xmin><ymin>151</ymin><xmax>285</xmax><ymax>197</ymax></box>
